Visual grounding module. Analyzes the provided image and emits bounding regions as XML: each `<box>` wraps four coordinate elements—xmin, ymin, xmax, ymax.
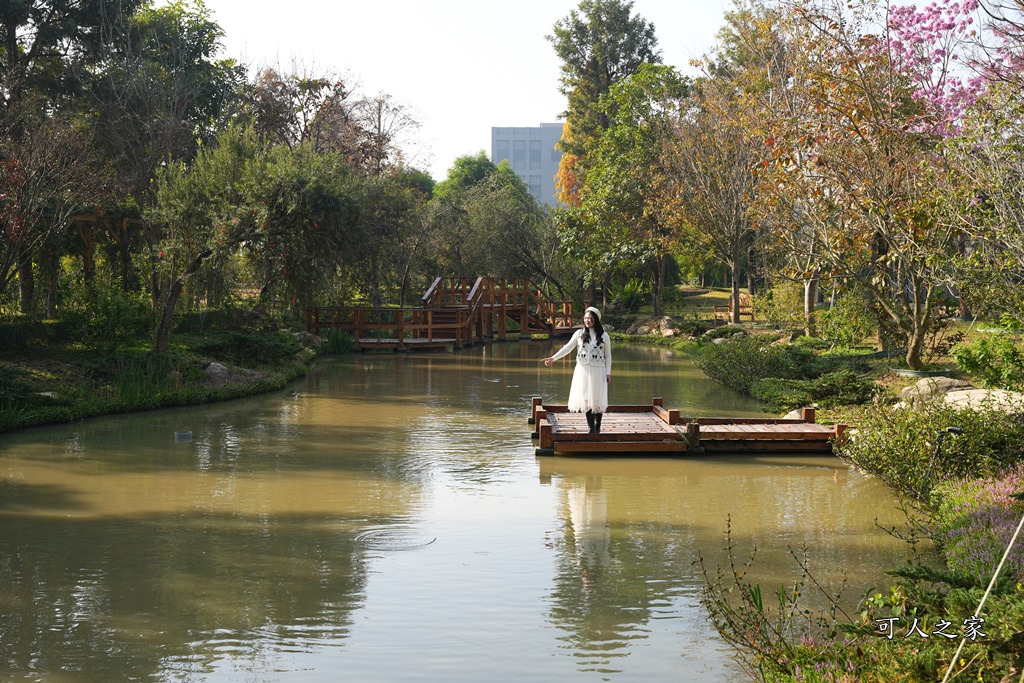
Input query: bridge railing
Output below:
<box><xmin>308</xmin><ymin>277</ymin><xmax>575</xmax><ymax>346</ymax></box>
<box><xmin>305</xmin><ymin>306</ymin><xmax>473</xmax><ymax>348</ymax></box>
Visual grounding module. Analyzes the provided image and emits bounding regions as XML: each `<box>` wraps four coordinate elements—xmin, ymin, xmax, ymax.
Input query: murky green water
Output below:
<box><xmin>0</xmin><ymin>342</ymin><xmax>910</xmax><ymax>682</ymax></box>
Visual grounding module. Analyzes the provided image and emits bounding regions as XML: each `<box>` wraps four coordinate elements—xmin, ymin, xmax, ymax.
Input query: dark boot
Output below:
<box><xmin>594</xmin><ymin>412</ymin><xmax>603</xmax><ymax>434</ymax></box>
<box><xmin>585</xmin><ymin>410</ymin><xmax>596</xmax><ymax>434</ymax></box>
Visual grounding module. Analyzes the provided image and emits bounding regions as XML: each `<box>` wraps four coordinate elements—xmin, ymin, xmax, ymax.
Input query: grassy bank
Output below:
<box><xmin>0</xmin><ymin>319</ymin><xmax>349</xmax><ymax>434</ymax></box>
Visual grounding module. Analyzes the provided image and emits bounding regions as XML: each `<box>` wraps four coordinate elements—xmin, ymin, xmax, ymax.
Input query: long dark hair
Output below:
<box><xmin>581</xmin><ymin>310</ymin><xmax>605</xmax><ymax>345</ymax></box>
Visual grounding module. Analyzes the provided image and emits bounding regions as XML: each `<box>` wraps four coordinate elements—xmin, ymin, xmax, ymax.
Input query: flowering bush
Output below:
<box><xmin>933</xmin><ymin>466</ymin><xmax>1024</xmax><ymax>586</ymax></box>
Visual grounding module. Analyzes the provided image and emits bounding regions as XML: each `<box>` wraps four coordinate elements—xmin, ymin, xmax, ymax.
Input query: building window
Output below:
<box><xmin>528</xmin><ymin>140</ymin><xmax>544</xmax><ymax>169</ymax></box>
<box><xmin>529</xmin><ymin>175</ymin><xmax>541</xmax><ymax>198</ymax></box>
<box><xmin>495</xmin><ymin>140</ymin><xmax>510</xmax><ymax>162</ymax></box>
<box><xmin>513</xmin><ymin>140</ymin><xmax>526</xmax><ymax>166</ymax></box>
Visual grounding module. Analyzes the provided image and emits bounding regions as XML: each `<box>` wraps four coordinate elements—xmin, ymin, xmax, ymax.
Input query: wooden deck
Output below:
<box><xmin>529</xmin><ymin>397</ymin><xmax>846</xmax><ymax>457</ymax></box>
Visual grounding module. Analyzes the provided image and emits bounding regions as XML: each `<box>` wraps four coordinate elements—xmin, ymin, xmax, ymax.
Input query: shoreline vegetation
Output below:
<box><xmin>608</xmin><ymin>301</ymin><xmax>1024</xmax><ymax>683</ymax></box>
<box><xmin>4</xmin><ymin>299</ymin><xmax>1024</xmax><ymax>681</ymax></box>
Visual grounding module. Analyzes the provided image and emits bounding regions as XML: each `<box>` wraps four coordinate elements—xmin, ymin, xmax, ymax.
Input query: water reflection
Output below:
<box><xmin>0</xmin><ymin>342</ymin><xmax>915</xmax><ymax>682</ymax></box>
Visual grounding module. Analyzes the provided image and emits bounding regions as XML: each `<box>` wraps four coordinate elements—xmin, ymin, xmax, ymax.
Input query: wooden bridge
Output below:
<box><xmin>529</xmin><ymin>398</ymin><xmax>847</xmax><ymax>457</ymax></box>
<box><xmin>305</xmin><ymin>277</ymin><xmax>575</xmax><ymax>351</ymax></box>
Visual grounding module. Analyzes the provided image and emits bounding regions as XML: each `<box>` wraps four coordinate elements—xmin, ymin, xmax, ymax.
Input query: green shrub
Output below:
<box><xmin>110</xmin><ymin>351</ymin><xmax>202</xmax><ymax>402</ymax></box>
<box><xmin>693</xmin><ymin>335</ymin><xmax>796</xmax><ymax>394</ymax></box>
<box><xmin>608</xmin><ymin>277</ymin><xmax>647</xmax><ymax>312</ymax></box>
<box><xmin>791</xmin><ymin>335</ymin><xmax>831</xmax><ymax>351</ymax></box>
<box><xmin>836</xmin><ymin>401</ymin><xmax>1024</xmax><ymax>500</ymax></box>
<box><xmin>187</xmin><ymin>330</ymin><xmax>301</xmax><ymax>364</ymax></box>
<box><xmin>61</xmin><ymin>281</ymin><xmax>152</xmax><ymax>353</ymax></box>
<box><xmin>320</xmin><ymin>329</ymin><xmax>356</xmax><ymax>355</ymax></box>
<box><xmin>749</xmin><ymin>377</ymin><xmax>816</xmax><ymax>411</ymax></box>
<box><xmin>0</xmin><ymin>318</ymin><xmax>62</xmax><ymax>352</ymax></box>
<box><xmin>750</xmin><ymin>370</ymin><xmax>879</xmax><ymax>411</ymax></box>
<box><xmin>820</xmin><ymin>295</ymin><xmax>875</xmax><ymax>348</ymax></box>
<box><xmin>751</xmin><ymin>281</ymin><xmax>804</xmax><ymax>328</ymax></box>
<box><xmin>952</xmin><ymin>333</ymin><xmax>1024</xmax><ymax>390</ymax></box>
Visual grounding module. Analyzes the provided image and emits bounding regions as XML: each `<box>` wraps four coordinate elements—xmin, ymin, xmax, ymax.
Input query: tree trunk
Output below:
<box><xmin>747</xmin><ymin>244</ymin><xmax>758</xmax><ymax>297</ymax></box>
<box><xmin>78</xmin><ymin>223</ymin><xmax>96</xmax><ymax>284</ymax></box>
<box><xmin>803</xmin><ymin>277</ymin><xmax>818</xmax><ymax>337</ymax></box>
<box><xmin>730</xmin><ymin>260</ymin><xmax>741</xmax><ymax>325</ymax></box>
<box><xmin>18</xmin><ymin>254</ymin><xmax>34</xmax><ymax>315</ymax></box>
<box><xmin>652</xmin><ymin>254</ymin><xmax>665</xmax><ymax>316</ymax></box>
<box><xmin>154</xmin><ymin>249</ymin><xmax>213</xmax><ymax>353</ymax></box>
<box><xmin>905</xmin><ymin>328</ymin><xmax>926</xmax><ymax>371</ymax></box>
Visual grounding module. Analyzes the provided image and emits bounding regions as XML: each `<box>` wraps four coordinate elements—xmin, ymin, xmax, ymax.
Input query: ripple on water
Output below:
<box><xmin>355</xmin><ymin>524</ymin><xmax>437</xmax><ymax>551</ymax></box>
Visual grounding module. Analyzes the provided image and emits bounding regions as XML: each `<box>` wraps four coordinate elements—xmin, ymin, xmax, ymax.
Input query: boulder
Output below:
<box><xmin>293</xmin><ymin>330</ymin><xmax>323</xmax><ymax>347</ymax></box>
<box><xmin>204</xmin><ymin>362</ymin><xmax>229</xmax><ymax>382</ymax></box>
<box><xmin>942</xmin><ymin>389</ymin><xmax>1024</xmax><ymax>415</ymax></box>
<box><xmin>900</xmin><ymin>376</ymin><xmax>974</xmax><ymax>404</ymax></box>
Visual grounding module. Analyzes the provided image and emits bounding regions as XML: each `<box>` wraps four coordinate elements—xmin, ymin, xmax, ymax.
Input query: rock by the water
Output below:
<box><xmin>900</xmin><ymin>376</ymin><xmax>974</xmax><ymax>403</ymax></box>
<box><xmin>204</xmin><ymin>362</ymin><xmax>229</xmax><ymax>381</ymax></box>
<box><xmin>942</xmin><ymin>389</ymin><xmax>1024</xmax><ymax>414</ymax></box>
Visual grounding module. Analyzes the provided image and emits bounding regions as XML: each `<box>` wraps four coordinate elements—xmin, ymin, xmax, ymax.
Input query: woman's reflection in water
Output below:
<box><xmin>568</xmin><ymin>479</ymin><xmax>611</xmax><ymax>592</ymax></box>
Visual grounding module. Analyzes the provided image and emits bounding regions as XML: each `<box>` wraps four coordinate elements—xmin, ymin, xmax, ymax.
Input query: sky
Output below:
<box><xmin>202</xmin><ymin>0</ymin><xmax>731</xmax><ymax>182</ymax></box>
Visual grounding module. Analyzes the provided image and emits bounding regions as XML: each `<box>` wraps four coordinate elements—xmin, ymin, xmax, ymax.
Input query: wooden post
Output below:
<box><xmin>802</xmin><ymin>406</ymin><xmax>816</xmax><ymax>423</ymax></box>
<box><xmin>687</xmin><ymin>421</ymin><xmax>700</xmax><ymax>449</ymax></box>
<box><xmin>652</xmin><ymin>397</ymin><xmax>664</xmax><ymax>408</ymax></box>
<box><xmin>668</xmin><ymin>409</ymin><xmax>680</xmax><ymax>425</ymax></box>
<box><xmin>834</xmin><ymin>423</ymin><xmax>848</xmax><ymax>444</ymax></box>
<box><xmin>539</xmin><ymin>421</ymin><xmax>552</xmax><ymax>449</ymax></box>
<box><xmin>530</xmin><ymin>397</ymin><xmax>543</xmax><ymax>424</ymax></box>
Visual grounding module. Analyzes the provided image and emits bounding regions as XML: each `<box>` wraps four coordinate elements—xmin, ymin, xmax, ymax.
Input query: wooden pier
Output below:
<box><xmin>529</xmin><ymin>397</ymin><xmax>847</xmax><ymax>457</ymax></box>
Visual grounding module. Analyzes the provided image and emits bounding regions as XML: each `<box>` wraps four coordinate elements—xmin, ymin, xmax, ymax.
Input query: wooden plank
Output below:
<box><xmin>688</xmin><ymin>417</ymin><xmax>809</xmax><ymax>425</ymax></box>
<box><xmin>554</xmin><ymin>441</ymin><xmax>688</xmax><ymax>453</ymax></box>
<box><xmin>541</xmin><ymin>404</ymin><xmax>658</xmax><ymax>414</ymax></box>
<box><xmin>555</xmin><ymin>432</ymin><xmax>685</xmax><ymax>443</ymax></box>
<box><xmin>701</xmin><ymin>425</ymin><xmax>833</xmax><ymax>441</ymax></box>
<box><xmin>702</xmin><ymin>440</ymin><xmax>832</xmax><ymax>453</ymax></box>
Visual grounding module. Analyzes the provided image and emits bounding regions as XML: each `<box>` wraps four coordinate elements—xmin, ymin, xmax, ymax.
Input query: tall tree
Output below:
<box><xmin>149</xmin><ymin>126</ymin><xmax>360</xmax><ymax>352</ymax></box>
<box><xmin>548</xmin><ymin>0</ymin><xmax>660</xmax><ymax>204</ymax></box>
<box><xmin>750</xmin><ymin>0</ymin><xmax>970</xmax><ymax>368</ymax></box>
<box><xmin>567</xmin><ymin>64</ymin><xmax>690</xmax><ymax>314</ymax></box>
<box><xmin>664</xmin><ymin>78</ymin><xmax>758</xmax><ymax>324</ymax></box>
<box><xmin>1</xmin><ymin>0</ymin><xmax>145</xmax><ymax>120</ymax></box>
<box><xmin>88</xmin><ymin>0</ymin><xmax>243</xmax><ymax>299</ymax></box>
<box><xmin>0</xmin><ymin>112</ymin><xmax>102</xmax><ymax>309</ymax></box>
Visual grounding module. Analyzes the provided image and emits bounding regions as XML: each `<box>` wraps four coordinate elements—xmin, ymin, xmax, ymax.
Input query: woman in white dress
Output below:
<box><xmin>541</xmin><ymin>306</ymin><xmax>612</xmax><ymax>433</ymax></box>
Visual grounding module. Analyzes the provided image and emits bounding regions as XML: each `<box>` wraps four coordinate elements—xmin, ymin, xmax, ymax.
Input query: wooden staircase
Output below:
<box><xmin>305</xmin><ymin>277</ymin><xmax>575</xmax><ymax>351</ymax></box>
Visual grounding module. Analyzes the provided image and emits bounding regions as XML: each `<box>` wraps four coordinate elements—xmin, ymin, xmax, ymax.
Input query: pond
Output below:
<box><xmin>0</xmin><ymin>341</ymin><xmax>910</xmax><ymax>682</ymax></box>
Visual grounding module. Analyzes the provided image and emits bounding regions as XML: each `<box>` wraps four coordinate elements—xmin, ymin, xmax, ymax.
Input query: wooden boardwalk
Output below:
<box><xmin>529</xmin><ymin>397</ymin><xmax>846</xmax><ymax>457</ymax></box>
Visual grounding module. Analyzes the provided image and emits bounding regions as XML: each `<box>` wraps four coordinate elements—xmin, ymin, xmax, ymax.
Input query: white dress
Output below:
<box><xmin>549</xmin><ymin>328</ymin><xmax>612</xmax><ymax>413</ymax></box>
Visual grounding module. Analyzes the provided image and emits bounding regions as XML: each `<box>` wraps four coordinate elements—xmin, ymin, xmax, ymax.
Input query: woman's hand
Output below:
<box><xmin>542</xmin><ymin>357</ymin><xmax>553</xmax><ymax>367</ymax></box>
<box><xmin>606</xmin><ymin>374</ymin><xmax>611</xmax><ymax>384</ymax></box>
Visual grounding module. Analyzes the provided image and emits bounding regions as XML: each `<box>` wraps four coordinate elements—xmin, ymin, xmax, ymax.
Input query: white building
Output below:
<box><xmin>490</xmin><ymin>122</ymin><xmax>565</xmax><ymax>208</ymax></box>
